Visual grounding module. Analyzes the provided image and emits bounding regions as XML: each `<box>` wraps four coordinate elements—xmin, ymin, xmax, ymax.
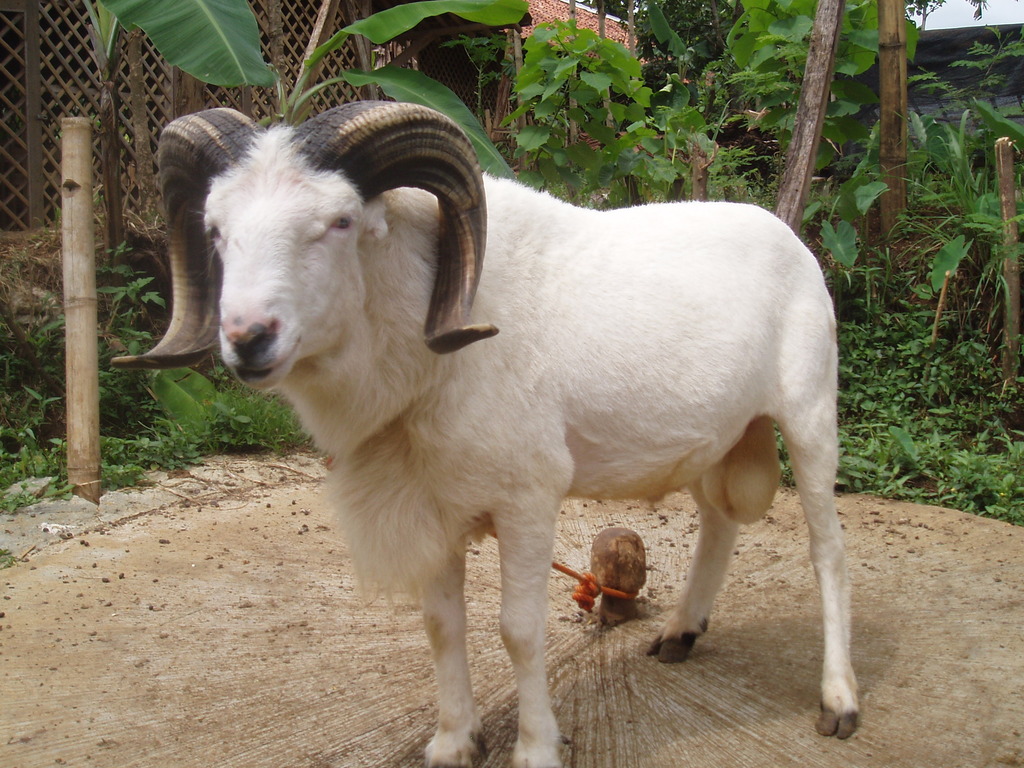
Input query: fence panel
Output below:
<box><xmin>2</xmin><ymin>0</ymin><xmax>365</xmax><ymax>232</ymax></box>
<box><xmin>1</xmin><ymin>0</ymin><xmax>43</xmax><ymax>229</ymax></box>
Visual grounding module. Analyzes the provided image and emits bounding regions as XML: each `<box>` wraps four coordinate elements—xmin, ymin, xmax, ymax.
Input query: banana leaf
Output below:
<box><xmin>99</xmin><ymin>0</ymin><xmax>274</xmax><ymax>87</ymax></box>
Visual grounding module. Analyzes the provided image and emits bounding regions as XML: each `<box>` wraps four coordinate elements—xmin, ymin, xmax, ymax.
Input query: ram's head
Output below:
<box><xmin>113</xmin><ymin>102</ymin><xmax>498</xmax><ymax>381</ymax></box>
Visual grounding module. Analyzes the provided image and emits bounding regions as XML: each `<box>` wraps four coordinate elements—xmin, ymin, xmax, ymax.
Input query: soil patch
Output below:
<box><xmin>2</xmin><ymin>453</ymin><xmax>1022</xmax><ymax>767</ymax></box>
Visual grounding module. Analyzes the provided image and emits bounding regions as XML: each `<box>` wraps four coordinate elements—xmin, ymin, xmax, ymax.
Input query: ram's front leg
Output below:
<box><xmin>495</xmin><ymin>515</ymin><xmax>563</xmax><ymax>768</ymax></box>
<box><xmin>423</xmin><ymin>551</ymin><xmax>485</xmax><ymax>768</ymax></box>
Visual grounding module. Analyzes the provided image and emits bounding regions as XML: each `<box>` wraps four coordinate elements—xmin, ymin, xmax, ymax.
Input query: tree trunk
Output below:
<box><xmin>774</xmin><ymin>0</ymin><xmax>846</xmax><ymax>234</ymax></box>
<box><xmin>878</xmin><ymin>0</ymin><xmax>908</xmax><ymax>236</ymax></box>
<box><xmin>996</xmin><ymin>138</ymin><xmax>1021</xmax><ymax>386</ymax></box>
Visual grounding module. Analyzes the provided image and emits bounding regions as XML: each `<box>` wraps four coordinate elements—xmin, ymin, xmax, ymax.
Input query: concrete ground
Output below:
<box><xmin>2</xmin><ymin>453</ymin><xmax>1022</xmax><ymax>768</ymax></box>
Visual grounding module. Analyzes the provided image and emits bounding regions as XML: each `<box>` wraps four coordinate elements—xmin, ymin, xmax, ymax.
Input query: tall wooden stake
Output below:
<box><xmin>879</xmin><ymin>0</ymin><xmax>908</xmax><ymax>235</ymax></box>
<box><xmin>127</xmin><ymin>30</ymin><xmax>158</xmax><ymax>223</ymax></box>
<box><xmin>996</xmin><ymin>137</ymin><xmax>1021</xmax><ymax>386</ymax></box>
<box><xmin>61</xmin><ymin>117</ymin><xmax>102</xmax><ymax>505</ymax></box>
<box><xmin>774</xmin><ymin>0</ymin><xmax>845</xmax><ymax>234</ymax></box>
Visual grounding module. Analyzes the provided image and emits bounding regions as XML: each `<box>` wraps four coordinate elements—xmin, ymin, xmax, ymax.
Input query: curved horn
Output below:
<box><xmin>294</xmin><ymin>101</ymin><xmax>498</xmax><ymax>354</ymax></box>
<box><xmin>112</xmin><ymin>108</ymin><xmax>257</xmax><ymax>369</ymax></box>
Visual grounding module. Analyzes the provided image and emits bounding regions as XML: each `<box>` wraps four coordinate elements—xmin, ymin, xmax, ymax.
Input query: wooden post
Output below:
<box><xmin>171</xmin><ymin>68</ymin><xmax>206</xmax><ymax>118</ymax></box>
<box><xmin>98</xmin><ymin>79</ymin><xmax>125</xmax><ymax>254</ymax></box>
<box><xmin>61</xmin><ymin>118</ymin><xmax>102</xmax><ymax>505</ymax></box>
<box><xmin>25</xmin><ymin>0</ymin><xmax>45</xmax><ymax>227</ymax></box>
<box><xmin>879</xmin><ymin>0</ymin><xmax>908</xmax><ymax>236</ymax></box>
<box><xmin>774</xmin><ymin>0</ymin><xmax>846</xmax><ymax>234</ymax></box>
<box><xmin>996</xmin><ymin>137</ymin><xmax>1021</xmax><ymax>386</ymax></box>
<box><xmin>127</xmin><ymin>29</ymin><xmax>158</xmax><ymax>223</ymax></box>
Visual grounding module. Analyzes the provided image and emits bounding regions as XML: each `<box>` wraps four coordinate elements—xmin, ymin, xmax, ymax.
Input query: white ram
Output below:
<box><xmin>114</xmin><ymin>102</ymin><xmax>859</xmax><ymax>767</ymax></box>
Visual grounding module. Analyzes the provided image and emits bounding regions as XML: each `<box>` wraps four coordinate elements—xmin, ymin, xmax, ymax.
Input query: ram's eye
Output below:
<box><xmin>333</xmin><ymin>217</ymin><xmax>352</xmax><ymax>230</ymax></box>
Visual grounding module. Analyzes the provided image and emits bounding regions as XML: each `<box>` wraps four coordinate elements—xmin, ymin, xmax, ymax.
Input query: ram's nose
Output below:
<box><xmin>223</xmin><ymin>316</ymin><xmax>280</xmax><ymax>374</ymax></box>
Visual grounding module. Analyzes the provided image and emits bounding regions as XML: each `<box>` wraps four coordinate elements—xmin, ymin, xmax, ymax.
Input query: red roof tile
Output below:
<box><xmin>523</xmin><ymin>0</ymin><xmax>631</xmax><ymax>47</ymax></box>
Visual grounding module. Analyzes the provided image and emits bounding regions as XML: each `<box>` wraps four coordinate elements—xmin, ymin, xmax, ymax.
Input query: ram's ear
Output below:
<box><xmin>112</xmin><ymin>109</ymin><xmax>258</xmax><ymax>369</ymax></box>
<box><xmin>362</xmin><ymin>196</ymin><xmax>389</xmax><ymax>240</ymax></box>
<box><xmin>294</xmin><ymin>101</ymin><xmax>498</xmax><ymax>354</ymax></box>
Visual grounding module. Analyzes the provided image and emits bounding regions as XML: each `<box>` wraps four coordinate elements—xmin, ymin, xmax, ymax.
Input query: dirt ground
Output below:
<box><xmin>1</xmin><ymin>452</ymin><xmax>1022</xmax><ymax>768</ymax></box>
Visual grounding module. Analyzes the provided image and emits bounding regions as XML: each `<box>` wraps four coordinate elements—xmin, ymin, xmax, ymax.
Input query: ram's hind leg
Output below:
<box><xmin>649</xmin><ymin>417</ymin><xmax>779</xmax><ymax>662</ymax></box>
<box><xmin>648</xmin><ymin>485</ymin><xmax>739</xmax><ymax>662</ymax></box>
<box><xmin>423</xmin><ymin>552</ymin><xmax>485</xmax><ymax>768</ymax></box>
<box><xmin>779</xmin><ymin>414</ymin><xmax>859</xmax><ymax>739</ymax></box>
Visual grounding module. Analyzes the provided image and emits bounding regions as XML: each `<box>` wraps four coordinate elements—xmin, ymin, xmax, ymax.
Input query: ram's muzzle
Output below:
<box><xmin>112</xmin><ymin>101</ymin><xmax>497</xmax><ymax>371</ymax></box>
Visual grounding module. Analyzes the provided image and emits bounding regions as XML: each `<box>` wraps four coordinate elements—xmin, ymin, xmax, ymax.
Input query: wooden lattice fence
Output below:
<box><xmin>0</xmin><ymin>0</ymin><xmax>371</xmax><ymax>234</ymax></box>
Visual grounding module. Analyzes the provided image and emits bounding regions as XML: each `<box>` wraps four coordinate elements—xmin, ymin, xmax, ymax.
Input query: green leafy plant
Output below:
<box><xmin>96</xmin><ymin>0</ymin><xmax>527</xmax><ymax>176</ymax></box>
<box><xmin>94</xmin><ymin>0</ymin><xmax>275</xmax><ymax>87</ymax></box>
<box><xmin>1</xmin><ymin>249</ymin><xmax>306</xmax><ymax>512</ymax></box>
<box><xmin>900</xmin><ymin>109</ymin><xmax>1019</xmax><ymax>342</ymax></box>
<box><xmin>835</xmin><ymin>297</ymin><xmax>1023</xmax><ymax>524</ymax></box>
<box><xmin>508</xmin><ymin>21</ymin><xmax>657</xmax><ymax>202</ymax></box>
<box><xmin>726</xmin><ymin>0</ymin><xmax>904</xmax><ymax>167</ymax></box>
<box><xmin>440</xmin><ymin>33</ymin><xmax>511</xmax><ymax>123</ymax></box>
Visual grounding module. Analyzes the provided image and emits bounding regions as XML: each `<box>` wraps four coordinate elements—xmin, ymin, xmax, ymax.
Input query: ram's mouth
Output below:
<box><xmin>234</xmin><ymin>365</ymin><xmax>275</xmax><ymax>384</ymax></box>
<box><xmin>224</xmin><ymin>336</ymin><xmax>300</xmax><ymax>390</ymax></box>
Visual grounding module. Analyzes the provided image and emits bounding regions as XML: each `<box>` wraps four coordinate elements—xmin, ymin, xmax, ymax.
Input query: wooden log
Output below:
<box><xmin>879</xmin><ymin>0</ymin><xmax>908</xmax><ymax>236</ymax></box>
<box><xmin>61</xmin><ymin>117</ymin><xmax>102</xmax><ymax>505</ymax></box>
<box><xmin>996</xmin><ymin>137</ymin><xmax>1021</xmax><ymax>386</ymax></box>
<box><xmin>590</xmin><ymin>527</ymin><xmax>646</xmax><ymax>626</ymax></box>
<box><xmin>774</xmin><ymin>0</ymin><xmax>846</xmax><ymax>234</ymax></box>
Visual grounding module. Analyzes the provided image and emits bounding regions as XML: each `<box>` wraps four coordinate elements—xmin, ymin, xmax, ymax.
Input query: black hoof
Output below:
<box><xmin>647</xmin><ymin>632</ymin><xmax>698</xmax><ymax>663</ymax></box>
<box><xmin>816</xmin><ymin>705</ymin><xmax>859</xmax><ymax>739</ymax></box>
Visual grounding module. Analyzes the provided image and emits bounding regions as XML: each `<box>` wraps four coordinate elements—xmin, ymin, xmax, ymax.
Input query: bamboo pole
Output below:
<box><xmin>995</xmin><ymin>137</ymin><xmax>1021</xmax><ymax>385</ymax></box>
<box><xmin>774</xmin><ymin>0</ymin><xmax>846</xmax><ymax>234</ymax></box>
<box><xmin>930</xmin><ymin>270</ymin><xmax>951</xmax><ymax>348</ymax></box>
<box><xmin>878</xmin><ymin>0</ymin><xmax>908</xmax><ymax>236</ymax></box>
<box><xmin>61</xmin><ymin>117</ymin><xmax>102</xmax><ymax>505</ymax></box>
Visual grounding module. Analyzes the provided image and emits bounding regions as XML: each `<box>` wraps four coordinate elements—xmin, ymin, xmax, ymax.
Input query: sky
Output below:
<box><xmin>914</xmin><ymin>0</ymin><xmax>1024</xmax><ymax>29</ymax></box>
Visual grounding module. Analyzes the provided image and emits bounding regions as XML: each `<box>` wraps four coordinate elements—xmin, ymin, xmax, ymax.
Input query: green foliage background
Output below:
<box><xmin>1</xmin><ymin>0</ymin><xmax>1021</xmax><ymax>530</ymax></box>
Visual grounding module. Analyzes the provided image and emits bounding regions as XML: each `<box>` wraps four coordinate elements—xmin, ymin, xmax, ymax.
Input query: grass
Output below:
<box><xmin>1</xmin><ymin>232</ymin><xmax>308</xmax><ymax>514</ymax></box>
<box><xmin>0</xmin><ymin>368</ymin><xmax>308</xmax><ymax>514</ymax></box>
<box><xmin>833</xmin><ymin>290</ymin><xmax>1023</xmax><ymax>524</ymax></box>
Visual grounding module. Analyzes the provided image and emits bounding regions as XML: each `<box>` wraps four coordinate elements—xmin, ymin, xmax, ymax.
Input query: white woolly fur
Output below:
<box><xmin>202</xmin><ymin>129</ymin><xmax>859</xmax><ymax>767</ymax></box>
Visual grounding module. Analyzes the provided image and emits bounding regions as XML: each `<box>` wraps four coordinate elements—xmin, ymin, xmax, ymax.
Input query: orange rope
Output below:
<box><xmin>551</xmin><ymin>560</ymin><xmax>638</xmax><ymax>612</ymax></box>
<box><xmin>487</xmin><ymin>532</ymin><xmax>639</xmax><ymax>612</ymax></box>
